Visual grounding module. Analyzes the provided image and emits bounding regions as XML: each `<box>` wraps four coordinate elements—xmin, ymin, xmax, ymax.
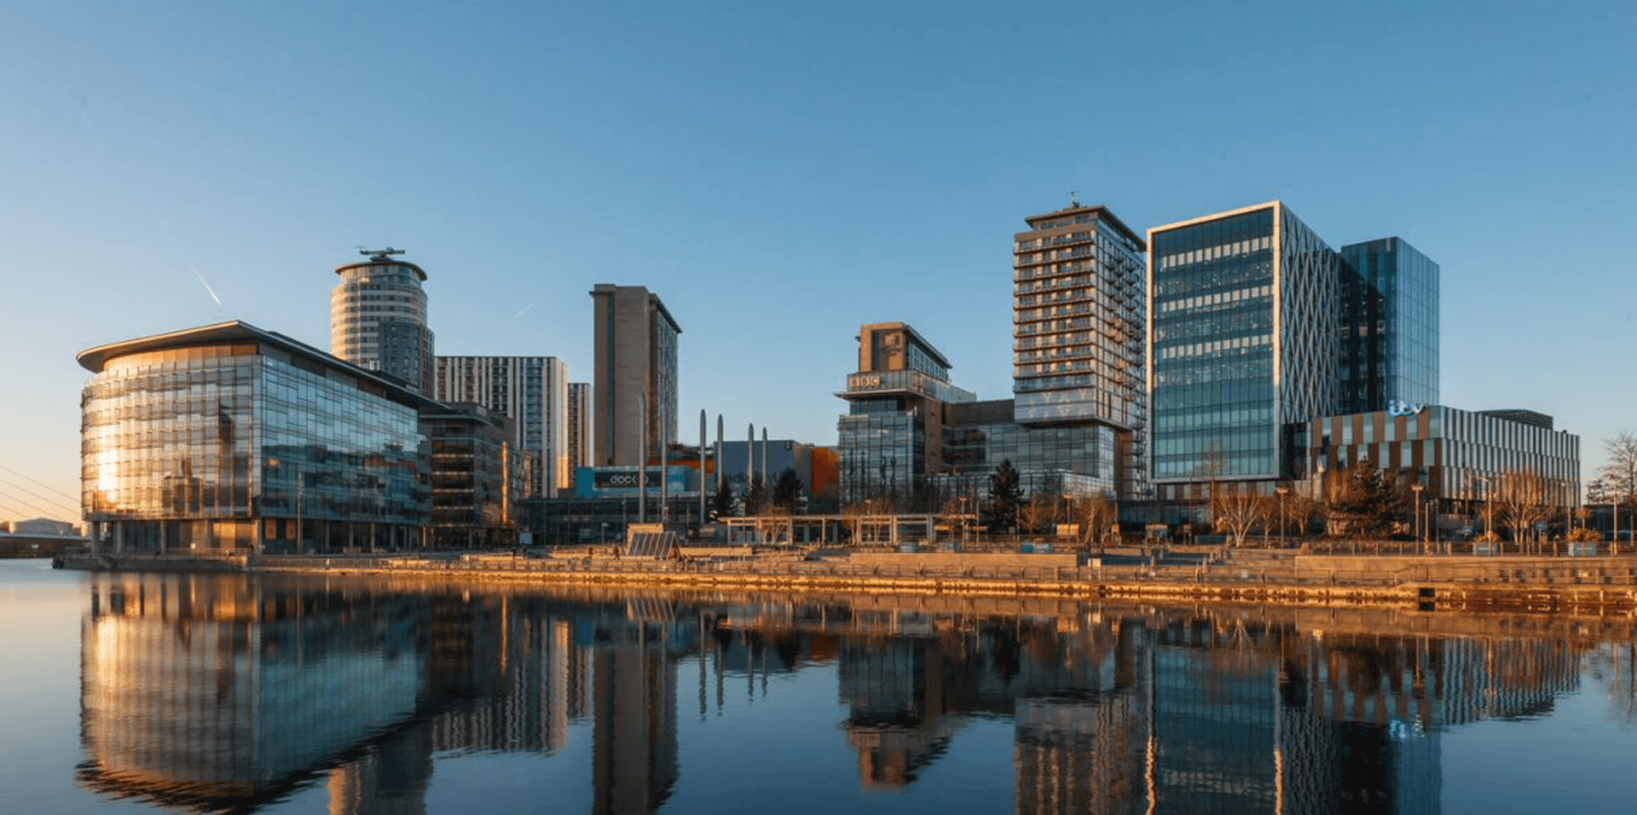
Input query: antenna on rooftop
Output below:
<box><xmin>1069</xmin><ymin>190</ymin><xmax>1079</xmax><ymax>208</ymax></box>
<box><xmin>358</xmin><ymin>246</ymin><xmax>406</xmax><ymax>262</ymax></box>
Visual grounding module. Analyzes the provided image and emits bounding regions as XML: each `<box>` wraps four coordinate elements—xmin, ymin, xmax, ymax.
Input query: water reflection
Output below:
<box><xmin>75</xmin><ymin>574</ymin><xmax>1629</xmax><ymax>814</ymax></box>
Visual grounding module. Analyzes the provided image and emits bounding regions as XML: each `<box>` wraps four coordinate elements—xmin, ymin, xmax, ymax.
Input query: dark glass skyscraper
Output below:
<box><xmin>1147</xmin><ymin>202</ymin><xmax>1340</xmax><ymax>488</ymax></box>
<box><xmin>1338</xmin><ymin>238</ymin><xmax>1440</xmax><ymax>413</ymax></box>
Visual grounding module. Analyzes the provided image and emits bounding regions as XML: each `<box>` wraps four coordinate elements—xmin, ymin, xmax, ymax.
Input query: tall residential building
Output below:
<box><xmin>566</xmin><ymin>382</ymin><xmax>592</xmax><ymax>491</ymax></box>
<box><xmin>330</xmin><ymin>248</ymin><xmax>435</xmax><ymax>393</ymax></box>
<box><xmin>435</xmin><ymin>356</ymin><xmax>569</xmax><ymax>497</ymax></box>
<box><xmin>1013</xmin><ymin>202</ymin><xmax>1150</xmax><ymax>497</ymax></box>
<box><xmin>590</xmin><ymin>285</ymin><xmax>681</xmax><ymax>468</ymax></box>
<box><xmin>1147</xmin><ymin>201</ymin><xmax>1341</xmax><ymax>489</ymax></box>
<box><xmin>837</xmin><ymin>323</ymin><xmax>975</xmax><ymax>504</ymax></box>
<box><xmin>1338</xmin><ymin>237</ymin><xmax>1440</xmax><ymax>413</ymax></box>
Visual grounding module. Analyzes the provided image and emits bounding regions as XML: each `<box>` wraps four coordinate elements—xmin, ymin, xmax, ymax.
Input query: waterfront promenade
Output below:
<box><xmin>56</xmin><ymin>544</ymin><xmax>1637</xmax><ymax>615</ymax></box>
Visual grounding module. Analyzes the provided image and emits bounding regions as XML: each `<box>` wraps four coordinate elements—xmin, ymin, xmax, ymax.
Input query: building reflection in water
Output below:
<box><xmin>75</xmin><ymin>575</ymin><xmax>1598</xmax><ymax>814</ymax></box>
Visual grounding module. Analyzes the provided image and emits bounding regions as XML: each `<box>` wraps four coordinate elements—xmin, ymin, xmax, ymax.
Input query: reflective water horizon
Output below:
<box><xmin>1</xmin><ymin>560</ymin><xmax>1633</xmax><ymax>814</ymax></box>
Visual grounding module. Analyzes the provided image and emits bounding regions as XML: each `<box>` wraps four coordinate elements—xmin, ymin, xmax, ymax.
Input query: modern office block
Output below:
<box><xmin>423</xmin><ymin>403</ymin><xmax>522</xmax><ymax>548</ymax></box>
<box><xmin>1338</xmin><ymin>238</ymin><xmax>1440</xmax><ymax>413</ymax></box>
<box><xmin>78</xmin><ymin>321</ymin><xmax>436</xmax><ymax>553</ymax></box>
<box><xmin>566</xmin><ymin>382</ymin><xmax>593</xmax><ymax>492</ymax></box>
<box><xmin>1013</xmin><ymin>202</ymin><xmax>1149</xmax><ymax>498</ymax></box>
<box><xmin>435</xmin><ymin>356</ymin><xmax>569</xmax><ymax>497</ymax></box>
<box><xmin>1147</xmin><ymin>201</ymin><xmax>1341</xmax><ymax>489</ymax></box>
<box><xmin>837</xmin><ymin>323</ymin><xmax>975</xmax><ymax>504</ymax></box>
<box><xmin>1298</xmin><ymin>405</ymin><xmax>1579</xmax><ymax>513</ymax></box>
<box><xmin>590</xmin><ymin>285</ymin><xmax>681</xmax><ymax>468</ymax></box>
<box><xmin>330</xmin><ymin>249</ymin><xmax>435</xmax><ymax>394</ymax></box>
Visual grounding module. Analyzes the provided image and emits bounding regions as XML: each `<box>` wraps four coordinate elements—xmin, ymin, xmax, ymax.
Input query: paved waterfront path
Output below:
<box><xmin>58</xmin><ymin>546</ymin><xmax>1637</xmax><ymax>615</ymax></box>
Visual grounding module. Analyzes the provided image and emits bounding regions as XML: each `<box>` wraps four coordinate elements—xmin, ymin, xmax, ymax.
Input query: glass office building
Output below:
<box><xmin>79</xmin><ymin>321</ymin><xmax>434</xmax><ymax>554</ymax></box>
<box><xmin>1148</xmin><ymin>202</ymin><xmax>1340</xmax><ymax>491</ymax></box>
<box><xmin>837</xmin><ymin>323</ymin><xmax>974</xmax><ymax>505</ymax></box>
<box><xmin>1298</xmin><ymin>406</ymin><xmax>1579</xmax><ymax>531</ymax></box>
<box><xmin>938</xmin><ymin>400</ymin><xmax>1118</xmax><ymax>500</ymax></box>
<box><xmin>1338</xmin><ymin>238</ymin><xmax>1440</xmax><ymax>413</ymax></box>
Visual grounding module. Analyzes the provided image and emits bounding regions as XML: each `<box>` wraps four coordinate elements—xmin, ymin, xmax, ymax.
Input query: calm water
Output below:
<box><xmin>1</xmin><ymin>560</ymin><xmax>1634</xmax><ymax>815</ymax></box>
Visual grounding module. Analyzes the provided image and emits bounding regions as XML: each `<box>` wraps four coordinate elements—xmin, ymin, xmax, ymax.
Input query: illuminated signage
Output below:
<box><xmin>1387</xmin><ymin>399</ymin><xmax>1425</xmax><ymax>417</ymax></box>
<box><xmin>847</xmin><ymin>374</ymin><xmax>882</xmax><ymax>389</ymax></box>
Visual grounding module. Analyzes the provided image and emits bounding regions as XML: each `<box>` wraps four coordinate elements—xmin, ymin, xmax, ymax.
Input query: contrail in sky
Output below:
<box><xmin>513</xmin><ymin>302</ymin><xmax>536</xmax><ymax>319</ymax></box>
<box><xmin>192</xmin><ymin>265</ymin><xmax>222</xmax><ymax>305</ymax></box>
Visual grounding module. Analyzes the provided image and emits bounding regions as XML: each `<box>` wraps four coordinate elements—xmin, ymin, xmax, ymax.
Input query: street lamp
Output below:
<box><xmin>1411</xmin><ymin>484</ymin><xmax>1424</xmax><ymax>555</ymax></box>
<box><xmin>1275</xmin><ymin>485</ymin><xmax>1289</xmax><ymax>547</ymax></box>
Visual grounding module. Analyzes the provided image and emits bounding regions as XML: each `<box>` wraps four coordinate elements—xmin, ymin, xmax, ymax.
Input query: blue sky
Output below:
<box><xmin>2</xmin><ymin>1</ymin><xmax>1633</xmax><ymax>521</ymax></box>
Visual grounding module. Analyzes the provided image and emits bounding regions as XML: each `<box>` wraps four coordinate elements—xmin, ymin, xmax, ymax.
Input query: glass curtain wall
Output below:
<box><xmin>82</xmin><ymin>344</ymin><xmax>429</xmax><ymax>553</ymax></box>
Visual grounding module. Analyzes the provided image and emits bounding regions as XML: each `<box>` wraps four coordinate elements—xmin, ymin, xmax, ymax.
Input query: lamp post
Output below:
<box><xmin>1275</xmin><ymin>485</ymin><xmax>1289</xmax><ymax>547</ymax></box>
<box><xmin>1411</xmin><ymin>484</ymin><xmax>1424</xmax><ymax>555</ymax></box>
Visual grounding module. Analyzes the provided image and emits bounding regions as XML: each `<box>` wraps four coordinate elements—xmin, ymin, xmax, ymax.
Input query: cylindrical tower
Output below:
<box><xmin>331</xmin><ymin>249</ymin><xmax>435</xmax><ymax>393</ymax></box>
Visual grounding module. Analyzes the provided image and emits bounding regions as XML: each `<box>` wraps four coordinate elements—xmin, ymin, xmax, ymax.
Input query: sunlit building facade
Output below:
<box><xmin>78</xmin><ymin>321</ymin><xmax>434</xmax><ymax>553</ymax></box>
<box><xmin>566</xmin><ymin>382</ymin><xmax>593</xmax><ymax>492</ymax></box>
<box><xmin>1298</xmin><ymin>405</ymin><xmax>1580</xmax><ymax>530</ymax></box>
<box><xmin>1148</xmin><ymin>201</ymin><xmax>1342</xmax><ymax>493</ymax></box>
<box><xmin>330</xmin><ymin>250</ymin><xmax>435</xmax><ymax>394</ymax></box>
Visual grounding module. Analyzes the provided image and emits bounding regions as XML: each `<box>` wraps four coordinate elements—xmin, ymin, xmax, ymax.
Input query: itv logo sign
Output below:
<box><xmin>1387</xmin><ymin>399</ymin><xmax>1425</xmax><ymax>417</ymax></box>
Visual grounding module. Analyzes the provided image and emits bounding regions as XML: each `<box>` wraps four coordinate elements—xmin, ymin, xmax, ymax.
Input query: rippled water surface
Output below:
<box><xmin>1</xmin><ymin>559</ymin><xmax>1634</xmax><ymax>814</ymax></box>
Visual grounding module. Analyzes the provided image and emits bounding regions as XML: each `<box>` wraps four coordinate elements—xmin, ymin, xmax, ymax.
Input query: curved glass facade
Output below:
<box><xmin>81</xmin><ymin>329</ymin><xmax>431</xmax><ymax>553</ymax></box>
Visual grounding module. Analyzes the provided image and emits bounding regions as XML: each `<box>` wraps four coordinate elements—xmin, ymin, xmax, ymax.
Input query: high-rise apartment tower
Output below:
<box><xmin>590</xmin><ymin>285</ymin><xmax>681</xmax><ymax>467</ymax></box>
<box><xmin>330</xmin><ymin>248</ymin><xmax>435</xmax><ymax>393</ymax></box>
<box><xmin>1012</xmin><ymin>202</ymin><xmax>1149</xmax><ymax>497</ymax></box>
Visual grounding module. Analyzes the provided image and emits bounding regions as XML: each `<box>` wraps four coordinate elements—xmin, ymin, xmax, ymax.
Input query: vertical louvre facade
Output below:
<box><xmin>1148</xmin><ymin>202</ymin><xmax>1339</xmax><ymax>487</ymax></box>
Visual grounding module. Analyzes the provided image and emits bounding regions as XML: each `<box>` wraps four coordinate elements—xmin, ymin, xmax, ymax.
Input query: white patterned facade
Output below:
<box><xmin>435</xmin><ymin>356</ymin><xmax>569</xmax><ymax>497</ymax></box>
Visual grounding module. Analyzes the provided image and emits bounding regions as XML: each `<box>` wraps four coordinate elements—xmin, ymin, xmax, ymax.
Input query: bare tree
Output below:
<box><xmin>1069</xmin><ymin>494</ymin><xmax>1119</xmax><ymax>552</ymax></box>
<box><xmin>1018</xmin><ymin>494</ymin><xmax>1058</xmax><ymax>536</ymax></box>
<box><xmin>842</xmin><ymin>496</ymin><xmax>892</xmax><ymax>546</ymax></box>
<box><xmin>1598</xmin><ymin>431</ymin><xmax>1637</xmax><ymax>549</ymax></box>
<box><xmin>1493</xmin><ymin>470</ymin><xmax>1557</xmax><ymax>553</ymax></box>
<box><xmin>1212</xmin><ymin>486</ymin><xmax>1271</xmax><ymax>548</ymax></box>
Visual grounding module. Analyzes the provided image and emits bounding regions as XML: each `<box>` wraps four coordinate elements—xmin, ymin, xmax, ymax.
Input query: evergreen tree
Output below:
<box><xmin>985</xmin><ymin>459</ymin><xmax>1023</xmax><ymax>534</ymax></box>
<box><xmin>1325</xmin><ymin>458</ymin><xmax>1407</xmax><ymax>539</ymax></box>
<box><xmin>710</xmin><ymin>478</ymin><xmax>737</xmax><ymax>519</ymax></box>
<box><xmin>772</xmin><ymin>468</ymin><xmax>805</xmax><ymax>513</ymax></box>
<box><xmin>742</xmin><ymin>473</ymin><xmax>770</xmax><ymax>516</ymax></box>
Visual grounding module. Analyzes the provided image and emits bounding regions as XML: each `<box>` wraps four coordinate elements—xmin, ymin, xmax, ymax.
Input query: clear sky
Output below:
<box><xmin>2</xmin><ymin>1</ymin><xmax>1633</xmax><ymax>523</ymax></box>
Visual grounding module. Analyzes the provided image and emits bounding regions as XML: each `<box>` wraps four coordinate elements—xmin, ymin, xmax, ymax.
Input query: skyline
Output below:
<box><xmin>3</xmin><ymin>1</ymin><xmax>1635</xmax><ymax>521</ymax></box>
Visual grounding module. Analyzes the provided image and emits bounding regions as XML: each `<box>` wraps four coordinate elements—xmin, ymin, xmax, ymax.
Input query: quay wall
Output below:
<box><xmin>54</xmin><ymin>550</ymin><xmax>1637</xmax><ymax>615</ymax></box>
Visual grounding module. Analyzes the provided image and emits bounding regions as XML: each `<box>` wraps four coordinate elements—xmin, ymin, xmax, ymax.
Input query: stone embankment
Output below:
<box><xmin>55</xmin><ymin>545</ymin><xmax>1637</xmax><ymax>615</ymax></box>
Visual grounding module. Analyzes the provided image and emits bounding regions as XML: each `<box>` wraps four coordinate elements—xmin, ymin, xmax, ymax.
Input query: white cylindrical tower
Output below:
<box><xmin>331</xmin><ymin>249</ymin><xmax>434</xmax><ymax>393</ymax></box>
